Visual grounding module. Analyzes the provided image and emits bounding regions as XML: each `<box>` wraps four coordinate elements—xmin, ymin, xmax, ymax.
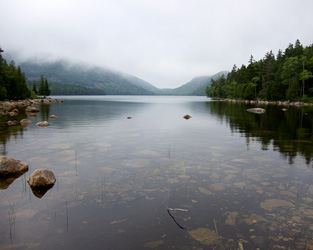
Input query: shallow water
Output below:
<box><xmin>1</xmin><ymin>96</ymin><xmax>313</xmax><ymax>249</ymax></box>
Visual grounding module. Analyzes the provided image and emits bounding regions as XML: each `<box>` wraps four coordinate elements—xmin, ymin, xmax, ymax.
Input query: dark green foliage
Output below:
<box><xmin>0</xmin><ymin>48</ymin><xmax>31</xmax><ymax>100</ymax></box>
<box><xmin>36</xmin><ymin>75</ymin><xmax>51</xmax><ymax>97</ymax></box>
<box><xmin>206</xmin><ymin>40</ymin><xmax>313</xmax><ymax>102</ymax></box>
<box><xmin>32</xmin><ymin>81</ymin><xmax>37</xmax><ymax>94</ymax></box>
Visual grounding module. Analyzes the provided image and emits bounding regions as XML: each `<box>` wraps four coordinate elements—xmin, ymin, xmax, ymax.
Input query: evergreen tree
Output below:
<box><xmin>206</xmin><ymin>40</ymin><xmax>313</xmax><ymax>102</ymax></box>
<box><xmin>38</xmin><ymin>75</ymin><xmax>51</xmax><ymax>98</ymax></box>
<box><xmin>0</xmin><ymin>47</ymin><xmax>31</xmax><ymax>100</ymax></box>
<box><xmin>32</xmin><ymin>81</ymin><xmax>37</xmax><ymax>94</ymax></box>
<box><xmin>44</xmin><ymin>77</ymin><xmax>51</xmax><ymax>97</ymax></box>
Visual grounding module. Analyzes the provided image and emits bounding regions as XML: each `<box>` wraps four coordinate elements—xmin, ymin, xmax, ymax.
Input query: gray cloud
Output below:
<box><xmin>1</xmin><ymin>0</ymin><xmax>313</xmax><ymax>88</ymax></box>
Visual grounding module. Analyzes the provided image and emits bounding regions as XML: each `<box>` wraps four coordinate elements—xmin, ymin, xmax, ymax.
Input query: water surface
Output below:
<box><xmin>1</xmin><ymin>96</ymin><xmax>313</xmax><ymax>249</ymax></box>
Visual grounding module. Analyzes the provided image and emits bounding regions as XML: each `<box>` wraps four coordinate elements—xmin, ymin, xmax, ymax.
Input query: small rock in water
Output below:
<box><xmin>183</xmin><ymin>114</ymin><xmax>191</xmax><ymax>120</ymax></box>
<box><xmin>25</xmin><ymin>106</ymin><xmax>40</xmax><ymax>113</ymax></box>
<box><xmin>36</xmin><ymin>121</ymin><xmax>50</xmax><ymax>126</ymax></box>
<box><xmin>50</xmin><ymin>115</ymin><xmax>57</xmax><ymax>119</ymax></box>
<box><xmin>247</xmin><ymin>108</ymin><xmax>266</xmax><ymax>114</ymax></box>
<box><xmin>20</xmin><ymin>119</ymin><xmax>32</xmax><ymax>125</ymax></box>
<box><xmin>7</xmin><ymin>120</ymin><xmax>18</xmax><ymax>126</ymax></box>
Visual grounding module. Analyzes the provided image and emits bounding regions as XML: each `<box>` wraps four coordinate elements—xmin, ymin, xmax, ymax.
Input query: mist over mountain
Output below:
<box><xmin>3</xmin><ymin>55</ymin><xmax>227</xmax><ymax>95</ymax></box>
<box><xmin>159</xmin><ymin>71</ymin><xmax>229</xmax><ymax>95</ymax></box>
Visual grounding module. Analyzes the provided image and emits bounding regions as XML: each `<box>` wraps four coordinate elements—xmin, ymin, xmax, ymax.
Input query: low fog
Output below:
<box><xmin>1</xmin><ymin>0</ymin><xmax>313</xmax><ymax>88</ymax></box>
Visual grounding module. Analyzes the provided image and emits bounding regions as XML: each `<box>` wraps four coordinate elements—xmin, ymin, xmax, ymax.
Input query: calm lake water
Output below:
<box><xmin>1</xmin><ymin>95</ymin><xmax>313</xmax><ymax>249</ymax></box>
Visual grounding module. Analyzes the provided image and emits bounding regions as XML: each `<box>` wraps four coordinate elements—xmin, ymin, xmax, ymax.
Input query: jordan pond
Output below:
<box><xmin>1</xmin><ymin>95</ymin><xmax>313</xmax><ymax>249</ymax></box>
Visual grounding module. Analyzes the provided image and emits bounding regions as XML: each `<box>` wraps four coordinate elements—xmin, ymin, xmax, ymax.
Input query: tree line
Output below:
<box><xmin>206</xmin><ymin>40</ymin><xmax>313</xmax><ymax>102</ymax></box>
<box><xmin>0</xmin><ymin>47</ymin><xmax>51</xmax><ymax>100</ymax></box>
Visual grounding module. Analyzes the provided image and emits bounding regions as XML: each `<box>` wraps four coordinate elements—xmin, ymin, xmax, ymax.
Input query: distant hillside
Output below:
<box><xmin>5</xmin><ymin>58</ymin><xmax>158</xmax><ymax>95</ymax></box>
<box><xmin>3</xmin><ymin>54</ymin><xmax>228</xmax><ymax>96</ymax></box>
<box><xmin>159</xmin><ymin>71</ymin><xmax>229</xmax><ymax>95</ymax></box>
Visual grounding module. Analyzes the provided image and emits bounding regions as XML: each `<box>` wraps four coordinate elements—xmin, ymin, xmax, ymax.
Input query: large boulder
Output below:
<box><xmin>0</xmin><ymin>156</ymin><xmax>28</xmax><ymax>176</ymax></box>
<box><xmin>27</xmin><ymin>169</ymin><xmax>56</xmax><ymax>187</ymax></box>
<box><xmin>27</xmin><ymin>169</ymin><xmax>56</xmax><ymax>198</ymax></box>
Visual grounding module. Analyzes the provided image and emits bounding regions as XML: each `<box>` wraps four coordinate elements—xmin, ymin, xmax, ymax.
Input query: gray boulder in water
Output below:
<box><xmin>27</xmin><ymin>169</ymin><xmax>56</xmax><ymax>187</ymax></box>
<box><xmin>27</xmin><ymin>169</ymin><xmax>56</xmax><ymax>198</ymax></box>
<box><xmin>0</xmin><ymin>156</ymin><xmax>28</xmax><ymax>176</ymax></box>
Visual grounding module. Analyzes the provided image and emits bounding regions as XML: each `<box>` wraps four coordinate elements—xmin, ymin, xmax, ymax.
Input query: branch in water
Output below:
<box><xmin>167</xmin><ymin>209</ymin><xmax>186</xmax><ymax>230</ymax></box>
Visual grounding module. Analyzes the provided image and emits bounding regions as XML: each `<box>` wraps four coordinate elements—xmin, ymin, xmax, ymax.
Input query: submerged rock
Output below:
<box><xmin>0</xmin><ymin>156</ymin><xmax>28</xmax><ymax>176</ymax></box>
<box><xmin>189</xmin><ymin>227</ymin><xmax>218</xmax><ymax>245</ymax></box>
<box><xmin>225</xmin><ymin>212</ymin><xmax>238</xmax><ymax>225</ymax></box>
<box><xmin>247</xmin><ymin>108</ymin><xmax>266</xmax><ymax>114</ymax></box>
<box><xmin>198</xmin><ymin>187</ymin><xmax>212</xmax><ymax>195</ymax></box>
<box><xmin>260</xmin><ymin>199</ymin><xmax>294</xmax><ymax>211</ymax></box>
<box><xmin>50</xmin><ymin>115</ymin><xmax>57</xmax><ymax>119</ymax></box>
<box><xmin>143</xmin><ymin>240</ymin><xmax>164</xmax><ymax>248</ymax></box>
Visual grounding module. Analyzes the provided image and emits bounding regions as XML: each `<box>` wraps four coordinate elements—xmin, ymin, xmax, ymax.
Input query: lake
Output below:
<box><xmin>1</xmin><ymin>95</ymin><xmax>313</xmax><ymax>249</ymax></box>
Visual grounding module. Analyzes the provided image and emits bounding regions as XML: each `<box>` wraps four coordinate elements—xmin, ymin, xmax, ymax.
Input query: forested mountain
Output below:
<box><xmin>15</xmin><ymin>60</ymin><xmax>157</xmax><ymax>95</ymax></box>
<box><xmin>159</xmin><ymin>71</ymin><xmax>228</xmax><ymax>95</ymax></box>
<box><xmin>206</xmin><ymin>40</ymin><xmax>313</xmax><ymax>102</ymax></box>
<box><xmin>3</xmin><ymin>53</ymin><xmax>227</xmax><ymax>96</ymax></box>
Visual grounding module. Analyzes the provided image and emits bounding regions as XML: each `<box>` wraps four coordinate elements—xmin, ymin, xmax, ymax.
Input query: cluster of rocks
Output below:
<box><xmin>0</xmin><ymin>98</ymin><xmax>62</xmax><ymax>116</ymax></box>
<box><xmin>0</xmin><ymin>98</ymin><xmax>61</xmax><ymax>127</ymax></box>
<box><xmin>0</xmin><ymin>156</ymin><xmax>56</xmax><ymax>198</ymax></box>
<box><xmin>215</xmin><ymin>98</ymin><xmax>313</xmax><ymax>106</ymax></box>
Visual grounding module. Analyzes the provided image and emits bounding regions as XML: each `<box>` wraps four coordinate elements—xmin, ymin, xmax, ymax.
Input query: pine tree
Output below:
<box><xmin>38</xmin><ymin>75</ymin><xmax>45</xmax><ymax>97</ymax></box>
<box><xmin>38</xmin><ymin>75</ymin><xmax>51</xmax><ymax>98</ymax></box>
<box><xmin>44</xmin><ymin>77</ymin><xmax>51</xmax><ymax>97</ymax></box>
<box><xmin>32</xmin><ymin>81</ymin><xmax>37</xmax><ymax>94</ymax></box>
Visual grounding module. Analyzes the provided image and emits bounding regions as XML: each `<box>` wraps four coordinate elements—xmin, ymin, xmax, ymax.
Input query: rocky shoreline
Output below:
<box><xmin>0</xmin><ymin>98</ymin><xmax>62</xmax><ymax>116</ymax></box>
<box><xmin>212</xmin><ymin>98</ymin><xmax>313</xmax><ymax>106</ymax></box>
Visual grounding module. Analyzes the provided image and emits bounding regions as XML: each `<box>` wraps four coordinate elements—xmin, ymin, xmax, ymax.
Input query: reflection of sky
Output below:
<box><xmin>36</xmin><ymin>96</ymin><xmax>229</xmax><ymax>138</ymax></box>
<box><xmin>2</xmin><ymin>96</ymin><xmax>313</xmax><ymax>249</ymax></box>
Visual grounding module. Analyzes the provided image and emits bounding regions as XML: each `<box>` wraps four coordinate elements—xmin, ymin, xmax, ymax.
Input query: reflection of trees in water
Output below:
<box><xmin>0</xmin><ymin>103</ymin><xmax>51</xmax><ymax>156</ymax></box>
<box><xmin>39</xmin><ymin>104</ymin><xmax>50</xmax><ymax>121</ymax></box>
<box><xmin>0</xmin><ymin>114</ymin><xmax>27</xmax><ymax>156</ymax></box>
<box><xmin>208</xmin><ymin>101</ymin><xmax>313</xmax><ymax>164</ymax></box>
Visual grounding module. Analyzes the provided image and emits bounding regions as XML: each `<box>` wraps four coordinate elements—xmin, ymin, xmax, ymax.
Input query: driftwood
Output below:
<box><xmin>167</xmin><ymin>208</ymin><xmax>187</xmax><ymax>230</ymax></box>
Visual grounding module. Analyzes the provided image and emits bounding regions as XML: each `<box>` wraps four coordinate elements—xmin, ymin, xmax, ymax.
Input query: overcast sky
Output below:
<box><xmin>1</xmin><ymin>0</ymin><xmax>313</xmax><ymax>88</ymax></box>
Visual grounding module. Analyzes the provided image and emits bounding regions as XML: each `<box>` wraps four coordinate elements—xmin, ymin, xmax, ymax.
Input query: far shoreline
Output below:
<box><xmin>210</xmin><ymin>97</ymin><xmax>313</xmax><ymax>106</ymax></box>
